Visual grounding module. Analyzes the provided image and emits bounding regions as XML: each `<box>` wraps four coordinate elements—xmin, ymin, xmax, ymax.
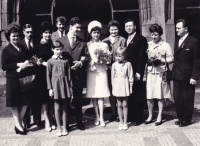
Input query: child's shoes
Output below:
<box><xmin>62</xmin><ymin>129</ymin><xmax>68</xmax><ymax>136</ymax></box>
<box><xmin>118</xmin><ymin>124</ymin><xmax>124</xmax><ymax>131</ymax></box>
<box><xmin>123</xmin><ymin>124</ymin><xmax>128</xmax><ymax>130</ymax></box>
<box><xmin>51</xmin><ymin>125</ymin><xmax>56</xmax><ymax>130</ymax></box>
<box><xmin>45</xmin><ymin>125</ymin><xmax>52</xmax><ymax>132</ymax></box>
<box><xmin>56</xmin><ymin>130</ymin><xmax>62</xmax><ymax>137</ymax></box>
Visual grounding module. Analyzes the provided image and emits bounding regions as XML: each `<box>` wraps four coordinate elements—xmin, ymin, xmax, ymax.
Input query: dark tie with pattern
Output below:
<box><xmin>28</xmin><ymin>40</ymin><xmax>32</xmax><ymax>50</ymax></box>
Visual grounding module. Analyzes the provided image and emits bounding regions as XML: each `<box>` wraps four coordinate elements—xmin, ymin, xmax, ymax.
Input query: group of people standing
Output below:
<box><xmin>1</xmin><ymin>15</ymin><xmax>200</xmax><ymax>137</ymax></box>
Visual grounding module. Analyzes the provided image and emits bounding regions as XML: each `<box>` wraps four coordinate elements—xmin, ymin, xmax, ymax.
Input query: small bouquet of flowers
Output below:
<box><xmin>147</xmin><ymin>49</ymin><xmax>161</xmax><ymax>66</ymax></box>
<box><xmin>94</xmin><ymin>48</ymin><xmax>111</xmax><ymax>64</ymax></box>
<box><xmin>16</xmin><ymin>55</ymin><xmax>43</xmax><ymax>72</ymax></box>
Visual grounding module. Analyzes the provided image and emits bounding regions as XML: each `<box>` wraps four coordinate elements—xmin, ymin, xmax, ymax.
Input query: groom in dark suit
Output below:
<box><xmin>173</xmin><ymin>19</ymin><xmax>200</xmax><ymax>127</ymax></box>
<box><xmin>124</xmin><ymin>19</ymin><xmax>148</xmax><ymax>125</ymax></box>
<box><xmin>57</xmin><ymin>17</ymin><xmax>87</xmax><ymax>130</ymax></box>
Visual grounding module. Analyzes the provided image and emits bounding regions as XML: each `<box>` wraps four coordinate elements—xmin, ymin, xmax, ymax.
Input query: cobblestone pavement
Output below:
<box><xmin>0</xmin><ymin>82</ymin><xmax>200</xmax><ymax>146</ymax></box>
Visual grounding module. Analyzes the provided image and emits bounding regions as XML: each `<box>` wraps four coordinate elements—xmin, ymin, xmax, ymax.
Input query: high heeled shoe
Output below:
<box><xmin>14</xmin><ymin>127</ymin><xmax>27</xmax><ymax>135</ymax></box>
<box><xmin>144</xmin><ymin>117</ymin><xmax>154</xmax><ymax>125</ymax></box>
<box><xmin>155</xmin><ymin>120</ymin><xmax>162</xmax><ymax>126</ymax></box>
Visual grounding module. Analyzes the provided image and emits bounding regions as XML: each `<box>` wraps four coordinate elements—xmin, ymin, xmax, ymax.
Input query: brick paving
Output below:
<box><xmin>0</xmin><ymin>83</ymin><xmax>200</xmax><ymax>146</ymax></box>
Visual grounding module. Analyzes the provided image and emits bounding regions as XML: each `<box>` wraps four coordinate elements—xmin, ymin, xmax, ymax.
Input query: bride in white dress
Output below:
<box><xmin>85</xmin><ymin>21</ymin><xmax>110</xmax><ymax>127</ymax></box>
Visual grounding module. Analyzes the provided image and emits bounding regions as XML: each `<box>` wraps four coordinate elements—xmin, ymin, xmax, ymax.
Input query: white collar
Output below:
<box><xmin>25</xmin><ymin>37</ymin><xmax>32</xmax><ymax>44</ymax></box>
<box><xmin>67</xmin><ymin>32</ymin><xmax>76</xmax><ymax>39</ymax></box>
<box><xmin>128</xmin><ymin>32</ymin><xmax>136</xmax><ymax>40</ymax></box>
<box><xmin>180</xmin><ymin>33</ymin><xmax>189</xmax><ymax>41</ymax></box>
<box><xmin>58</xmin><ymin>30</ymin><xmax>65</xmax><ymax>37</ymax></box>
<box><xmin>52</xmin><ymin>55</ymin><xmax>63</xmax><ymax>59</ymax></box>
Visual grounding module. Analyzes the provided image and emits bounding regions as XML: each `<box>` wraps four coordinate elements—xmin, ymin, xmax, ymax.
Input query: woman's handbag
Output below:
<box><xmin>162</xmin><ymin>54</ymin><xmax>172</xmax><ymax>82</ymax></box>
<box><xmin>19</xmin><ymin>74</ymin><xmax>37</xmax><ymax>92</ymax></box>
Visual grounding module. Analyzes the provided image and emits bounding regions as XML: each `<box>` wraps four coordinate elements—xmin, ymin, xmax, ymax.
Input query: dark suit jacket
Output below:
<box><xmin>124</xmin><ymin>33</ymin><xmax>148</xmax><ymax>76</ymax></box>
<box><xmin>51</xmin><ymin>30</ymin><xmax>68</xmax><ymax>41</ymax></box>
<box><xmin>172</xmin><ymin>35</ymin><xmax>200</xmax><ymax>81</ymax></box>
<box><xmin>18</xmin><ymin>38</ymin><xmax>35</xmax><ymax>58</ymax></box>
<box><xmin>57</xmin><ymin>35</ymin><xmax>87</xmax><ymax>85</ymax></box>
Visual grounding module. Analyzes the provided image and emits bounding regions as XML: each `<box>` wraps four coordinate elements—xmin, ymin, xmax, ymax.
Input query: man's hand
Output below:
<box><xmin>49</xmin><ymin>89</ymin><xmax>54</xmax><ymax>97</ymax></box>
<box><xmin>190</xmin><ymin>78</ymin><xmax>197</xmax><ymax>85</ymax></box>
<box><xmin>135</xmin><ymin>73</ymin><xmax>141</xmax><ymax>81</ymax></box>
<box><xmin>71</xmin><ymin>61</ymin><xmax>82</xmax><ymax>70</ymax></box>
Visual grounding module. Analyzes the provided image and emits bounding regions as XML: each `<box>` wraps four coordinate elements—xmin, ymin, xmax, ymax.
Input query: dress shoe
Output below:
<box><xmin>23</xmin><ymin>128</ymin><xmax>29</xmax><ymax>132</ymax></box>
<box><xmin>115</xmin><ymin>117</ymin><xmax>120</xmax><ymax>122</ymax></box>
<box><xmin>179</xmin><ymin>121</ymin><xmax>191</xmax><ymax>127</ymax></box>
<box><xmin>132</xmin><ymin>121</ymin><xmax>141</xmax><ymax>126</ymax></box>
<box><xmin>15</xmin><ymin>127</ymin><xmax>27</xmax><ymax>135</ymax></box>
<box><xmin>175</xmin><ymin>120</ymin><xmax>182</xmax><ymax>125</ymax></box>
<box><xmin>108</xmin><ymin>114</ymin><xmax>117</xmax><ymax>122</ymax></box>
<box><xmin>144</xmin><ymin>119</ymin><xmax>153</xmax><ymax>125</ymax></box>
<box><xmin>77</xmin><ymin>124</ymin><xmax>85</xmax><ymax>130</ymax></box>
<box><xmin>155</xmin><ymin>120</ymin><xmax>162</xmax><ymax>126</ymax></box>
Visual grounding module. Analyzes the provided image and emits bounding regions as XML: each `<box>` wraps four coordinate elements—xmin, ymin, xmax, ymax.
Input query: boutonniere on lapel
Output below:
<box><xmin>129</xmin><ymin>40</ymin><xmax>134</xmax><ymax>44</ymax></box>
<box><xmin>181</xmin><ymin>43</ymin><xmax>184</xmax><ymax>48</ymax></box>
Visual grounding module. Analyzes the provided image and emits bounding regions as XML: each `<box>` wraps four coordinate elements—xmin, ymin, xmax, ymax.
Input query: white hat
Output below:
<box><xmin>88</xmin><ymin>20</ymin><xmax>102</xmax><ymax>33</ymax></box>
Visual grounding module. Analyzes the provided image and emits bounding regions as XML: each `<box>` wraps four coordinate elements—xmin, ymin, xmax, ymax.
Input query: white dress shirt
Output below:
<box><xmin>127</xmin><ymin>32</ymin><xmax>136</xmax><ymax>46</ymax></box>
<box><xmin>179</xmin><ymin>33</ymin><xmax>189</xmax><ymax>47</ymax></box>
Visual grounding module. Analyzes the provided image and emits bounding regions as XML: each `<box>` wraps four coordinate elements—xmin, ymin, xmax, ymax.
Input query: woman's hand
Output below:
<box><xmin>42</xmin><ymin>61</ymin><xmax>47</xmax><ymax>66</ymax></box>
<box><xmin>49</xmin><ymin>89</ymin><xmax>53</xmax><ymax>97</ymax></box>
<box><xmin>130</xmin><ymin>87</ymin><xmax>133</xmax><ymax>94</ymax></box>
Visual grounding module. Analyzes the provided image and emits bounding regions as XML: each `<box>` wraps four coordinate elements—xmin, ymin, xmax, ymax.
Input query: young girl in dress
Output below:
<box><xmin>111</xmin><ymin>47</ymin><xmax>133</xmax><ymax>130</ymax></box>
<box><xmin>47</xmin><ymin>40</ymin><xmax>72</xmax><ymax>136</ymax></box>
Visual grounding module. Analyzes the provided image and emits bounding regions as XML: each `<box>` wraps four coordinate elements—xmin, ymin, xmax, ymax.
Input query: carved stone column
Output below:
<box><xmin>139</xmin><ymin>0</ymin><xmax>175</xmax><ymax>49</ymax></box>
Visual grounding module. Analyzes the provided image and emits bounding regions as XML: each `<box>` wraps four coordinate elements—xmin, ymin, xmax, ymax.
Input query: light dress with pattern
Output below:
<box><xmin>85</xmin><ymin>40</ymin><xmax>110</xmax><ymax>98</ymax></box>
<box><xmin>111</xmin><ymin>61</ymin><xmax>133</xmax><ymax>97</ymax></box>
<box><xmin>146</xmin><ymin>40</ymin><xmax>174</xmax><ymax>99</ymax></box>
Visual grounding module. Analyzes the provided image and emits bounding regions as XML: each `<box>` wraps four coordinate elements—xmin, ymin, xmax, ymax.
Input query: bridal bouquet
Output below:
<box><xmin>94</xmin><ymin>48</ymin><xmax>111</xmax><ymax>64</ymax></box>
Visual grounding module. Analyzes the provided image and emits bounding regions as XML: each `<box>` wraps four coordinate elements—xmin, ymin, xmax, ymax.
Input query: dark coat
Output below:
<box><xmin>2</xmin><ymin>43</ymin><xmax>29</xmax><ymax>78</ymax></box>
<box><xmin>124</xmin><ymin>33</ymin><xmax>148</xmax><ymax>76</ymax></box>
<box><xmin>51</xmin><ymin>30</ymin><xmax>68</xmax><ymax>41</ymax></box>
<box><xmin>57</xmin><ymin>35</ymin><xmax>87</xmax><ymax>90</ymax></box>
<box><xmin>18</xmin><ymin>38</ymin><xmax>35</xmax><ymax>58</ymax></box>
<box><xmin>172</xmin><ymin>35</ymin><xmax>200</xmax><ymax>81</ymax></box>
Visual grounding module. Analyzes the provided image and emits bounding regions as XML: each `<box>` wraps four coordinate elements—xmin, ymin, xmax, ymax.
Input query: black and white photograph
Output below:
<box><xmin>0</xmin><ymin>0</ymin><xmax>200</xmax><ymax>145</ymax></box>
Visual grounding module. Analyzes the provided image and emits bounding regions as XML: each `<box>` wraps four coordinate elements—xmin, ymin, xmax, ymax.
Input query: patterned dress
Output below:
<box><xmin>146</xmin><ymin>40</ymin><xmax>174</xmax><ymax>99</ymax></box>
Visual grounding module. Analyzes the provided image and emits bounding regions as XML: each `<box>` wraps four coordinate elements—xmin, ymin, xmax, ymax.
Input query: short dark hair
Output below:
<box><xmin>69</xmin><ymin>17</ymin><xmax>82</xmax><ymax>26</ymax></box>
<box><xmin>23</xmin><ymin>24</ymin><xmax>32</xmax><ymax>30</ymax></box>
<box><xmin>90</xmin><ymin>26</ymin><xmax>101</xmax><ymax>34</ymax></box>
<box><xmin>56</xmin><ymin>16</ymin><xmax>67</xmax><ymax>24</ymax></box>
<box><xmin>176</xmin><ymin>19</ymin><xmax>188</xmax><ymax>27</ymax></box>
<box><xmin>39</xmin><ymin>21</ymin><xmax>53</xmax><ymax>36</ymax></box>
<box><xmin>116</xmin><ymin>46</ymin><xmax>127</xmax><ymax>56</ymax></box>
<box><xmin>108</xmin><ymin>20</ymin><xmax>120</xmax><ymax>30</ymax></box>
<box><xmin>52</xmin><ymin>40</ymin><xmax>63</xmax><ymax>49</ymax></box>
<box><xmin>124</xmin><ymin>19</ymin><xmax>135</xmax><ymax>25</ymax></box>
<box><xmin>149</xmin><ymin>24</ymin><xmax>163</xmax><ymax>36</ymax></box>
<box><xmin>5</xmin><ymin>23</ymin><xmax>20</xmax><ymax>41</ymax></box>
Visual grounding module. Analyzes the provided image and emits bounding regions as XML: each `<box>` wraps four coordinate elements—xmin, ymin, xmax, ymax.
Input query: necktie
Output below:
<box><xmin>28</xmin><ymin>40</ymin><xmax>32</xmax><ymax>50</ymax></box>
<box><xmin>61</xmin><ymin>32</ymin><xmax>63</xmax><ymax>37</ymax></box>
<box><xmin>179</xmin><ymin>37</ymin><xmax>183</xmax><ymax>47</ymax></box>
<box><xmin>127</xmin><ymin>36</ymin><xmax>132</xmax><ymax>46</ymax></box>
